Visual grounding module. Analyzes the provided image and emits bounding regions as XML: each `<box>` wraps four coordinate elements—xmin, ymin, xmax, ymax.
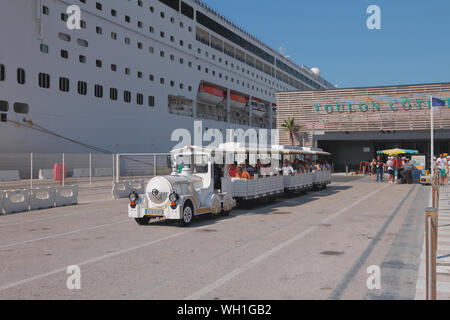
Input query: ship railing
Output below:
<box><xmin>211</xmin><ymin>42</ymin><xmax>223</xmax><ymax>52</ymax></box>
<box><xmin>191</xmin><ymin>0</ymin><xmax>334</xmax><ymax>88</ymax></box>
<box><xmin>224</xmin><ymin>48</ymin><xmax>235</xmax><ymax>58</ymax></box>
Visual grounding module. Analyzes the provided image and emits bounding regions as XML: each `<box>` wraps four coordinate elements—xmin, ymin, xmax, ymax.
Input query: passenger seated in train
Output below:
<box><xmin>298</xmin><ymin>160</ymin><xmax>306</xmax><ymax>173</ymax></box>
<box><xmin>281</xmin><ymin>159</ymin><xmax>295</xmax><ymax>176</ymax></box>
<box><xmin>311</xmin><ymin>162</ymin><xmax>321</xmax><ymax>172</ymax></box>
<box><xmin>228</xmin><ymin>162</ymin><xmax>238</xmax><ymax>177</ymax></box>
<box><xmin>236</xmin><ymin>166</ymin><xmax>252</xmax><ymax>179</ymax></box>
<box><xmin>292</xmin><ymin>158</ymin><xmax>305</xmax><ymax>174</ymax></box>
<box><xmin>243</xmin><ymin>159</ymin><xmax>256</xmax><ymax>176</ymax></box>
<box><xmin>323</xmin><ymin>160</ymin><xmax>331</xmax><ymax>171</ymax></box>
<box><xmin>255</xmin><ymin>159</ymin><xmax>262</xmax><ymax>175</ymax></box>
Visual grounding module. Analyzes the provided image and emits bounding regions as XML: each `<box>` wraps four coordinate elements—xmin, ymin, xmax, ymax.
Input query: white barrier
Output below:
<box><xmin>312</xmin><ymin>171</ymin><xmax>332</xmax><ymax>186</ymax></box>
<box><xmin>112</xmin><ymin>181</ymin><xmax>132</xmax><ymax>199</ymax></box>
<box><xmin>73</xmin><ymin>168</ymin><xmax>90</xmax><ymax>178</ymax></box>
<box><xmin>30</xmin><ymin>187</ymin><xmax>56</xmax><ymax>210</ymax></box>
<box><xmin>231</xmin><ymin>175</ymin><xmax>284</xmax><ymax>199</ymax></box>
<box><xmin>95</xmin><ymin>168</ymin><xmax>112</xmax><ymax>177</ymax></box>
<box><xmin>283</xmin><ymin>173</ymin><xmax>314</xmax><ymax>191</ymax></box>
<box><xmin>130</xmin><ymin>179</ymin><xmax>146</xmax><ymax>194</ymax></box>
<box><xmin>3</xmin><ymin>189</ymin><xmax>30</xmax><ymax>214</ymax></box>
<box><xmin>39</xmin><ymin>169</ymin><xmax>54</xmax><ymax>180</ymax></box>
<box><xmin>0</xmin><ymin>191</ymin><xmax>4</xmax><ymax>215</ymax></box>
<box><xmin>0</xmin><ymin>170</ymin><xmax>20</xmax><ymax>182</ymax></box>
<box><xmin>55</xmin><ymin>186</ymin><xmax>78</xmax><ymax>207</ymax></box>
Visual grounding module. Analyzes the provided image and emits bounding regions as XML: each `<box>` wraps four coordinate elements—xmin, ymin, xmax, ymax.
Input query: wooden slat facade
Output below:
<box><xmin>276</xmin><ymin>82</ymin><xmax>450</xmax><ymax>146</ymax></box>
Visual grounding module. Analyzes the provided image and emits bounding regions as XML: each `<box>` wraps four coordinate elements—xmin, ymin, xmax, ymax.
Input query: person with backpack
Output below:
<box><xmin>376</xmin><ymin>155</ymin><xmax>385</xmax><ymax>183</ymax></box>
<box><xmin>386</xmin><ymin>157</ymin><xmax>395</xmax><ymax>184</ymax></box>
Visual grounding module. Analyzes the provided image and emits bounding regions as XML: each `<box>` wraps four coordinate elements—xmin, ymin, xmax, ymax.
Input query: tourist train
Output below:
<box><xmin>128</xmin><ymin>143</ymin><xmax>331</xmax><ymax>226</ymax></box>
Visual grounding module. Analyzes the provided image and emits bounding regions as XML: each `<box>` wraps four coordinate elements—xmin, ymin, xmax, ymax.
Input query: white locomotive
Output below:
<box><xmin>128</xmin><ymin>145</ymin><xmax>236</xmax><ymax>226</ymax></box>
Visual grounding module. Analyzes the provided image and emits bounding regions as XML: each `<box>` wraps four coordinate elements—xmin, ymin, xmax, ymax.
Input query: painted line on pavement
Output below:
<box><xmin>0</xmin><ymin>203</ymin><xmax>126</xmax><ymax>228</ymax></box>
<box><xmin>183</xmin><ymin>184</ymin><xmax>390</xmax><ymax>300</ymax></box>
<box><xmin>0</xmin><ymin>180</ymin><xmax>370</xmax><ymax>292</ymax></box>
<box><xmin>329</xmin><ymin>185</ymin><xmax>416</xmax><ymax>300</ymax></box>
<box><xmin>0</xmin><ymin>219</ymin><xmax>130</xmax><ymax>249</ymax></box>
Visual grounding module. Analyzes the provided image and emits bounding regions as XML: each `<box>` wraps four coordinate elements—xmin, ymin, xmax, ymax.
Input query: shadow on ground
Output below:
<box><xmin>144</xmin><ymin>184</ymin><xmax>353</xmax><ymax>229</ymax></box>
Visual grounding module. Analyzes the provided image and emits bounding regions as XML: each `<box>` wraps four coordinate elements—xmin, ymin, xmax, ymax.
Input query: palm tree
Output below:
<box><xmin>281</xmin><ymin>117</ymin><xmax>301</xmax><ymax>146</ymax></box>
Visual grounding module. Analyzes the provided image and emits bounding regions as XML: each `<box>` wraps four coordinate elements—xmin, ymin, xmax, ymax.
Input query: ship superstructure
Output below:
<box><xmin>0</xmin><ymin>0</ymin><xmax>334</xmax><ymax>153</ymax></box>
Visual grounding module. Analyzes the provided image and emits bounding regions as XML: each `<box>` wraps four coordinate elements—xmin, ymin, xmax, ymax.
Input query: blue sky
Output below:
<box><xmin>204</xmin><ymin>0</ymin><xmax>450</xmax><ymax>88</ymax></box>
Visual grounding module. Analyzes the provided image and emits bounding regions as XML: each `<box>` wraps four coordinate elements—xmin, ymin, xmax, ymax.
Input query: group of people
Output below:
<box><xmin>280</xmin><ymin>159</ymin><xmax>331</xmax><ymax>176</ymax></box>
<box><xmin>228</xmin><ymin>158</ymin><xmax>331</xmax><ymax>179</ymax></box>
<box><xmin>227</xmin><ymin>159</ymin><xmax>262</xmax><ymax>179</ymax></box>
<box><xmin>369</xmin><ymin>153</ymin><xmax>450</xmax><ymax>185</ymax></box>
<box><xmin>370</xmin><ymin>155</ymin><xmax>414</xmax><ymax>184</ymax></box>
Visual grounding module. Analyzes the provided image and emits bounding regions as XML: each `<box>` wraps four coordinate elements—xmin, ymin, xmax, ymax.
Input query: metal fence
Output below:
<box><xmin>0</xmin><ymin>153</ymin><xmax>115</xmax><ymax>191</ymax></box>
<box><xmin>116</xmin><ymin>153</ymin><xmax>172</xmax><ymax>182</ymax></box>
<box><xmin>0</xmin><ymin>152</ymin><xmax>175</xmax><ymax>191</ymax></box>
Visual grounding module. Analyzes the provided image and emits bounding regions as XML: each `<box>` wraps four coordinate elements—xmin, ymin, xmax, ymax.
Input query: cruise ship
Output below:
<box><xmin>0</xmin><ymin>0</ymin><xmax>334</xmax><ymax>154</ymax></box>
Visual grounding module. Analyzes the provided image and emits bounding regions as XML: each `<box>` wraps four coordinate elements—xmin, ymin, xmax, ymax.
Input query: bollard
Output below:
<box><xmin>425</xmin><ymin>207</ymin><xmax>437</xmax><ymax>300</ymax></box>
<box><xmin>89</xmin><ymin>153</ymin><xmax>92</xmax><ymax>187</ymax></box>
<box><xmin>432</xmin><ymin>186</ymin><xmax>440</xmax><ymax>223</ymax></box>
<box><xmin>346</xmin><ymin>165</ymin><xmax>348</xmax><ymax>176</ymax></box>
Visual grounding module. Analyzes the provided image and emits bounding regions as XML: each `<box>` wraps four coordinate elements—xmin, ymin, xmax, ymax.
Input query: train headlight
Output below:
<box><xmin>129</xmin><ymin>191</ymin><xmax>139</xmax><ymax>203</ymax></box>
<box><xmin>169</xmin><ymin>192</ymin><xmax>179</xmax><ymax>202</ymax></box>
<box><xmin>129</xmin><ymin>192</ymin><xmax>138</xmax><ymax>208</ymax></box>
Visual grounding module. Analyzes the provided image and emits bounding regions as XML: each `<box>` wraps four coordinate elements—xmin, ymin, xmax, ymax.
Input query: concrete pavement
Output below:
<box><xmin>0</xmin><ymin>176</ymin><xmax>427</xmax><ymax>299</ymax></box>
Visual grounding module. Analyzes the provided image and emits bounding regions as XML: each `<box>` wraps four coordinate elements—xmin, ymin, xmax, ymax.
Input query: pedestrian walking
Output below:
<box><xmin>386</xmin><ymin>157</ymin><xmax>395</xmax><ymax>184</ymax></box>
<box><xmin>393</xmin><ymin>156</ymin><xmax>403</xmax><ymax>183</ymax></box>
<box><xmin>376</xmin><ymin>155</ymin><xmax>384</xmax><ymax>182</ymax></box>
<box><xmin>370</xmin><ymin>158</ymin><xmax>377</xmax><ymax>182</ymax></box>
<box><xmin>437</xmin><ymin>154</ymin><xmax>448</xmax><ymax>186</ymax></box>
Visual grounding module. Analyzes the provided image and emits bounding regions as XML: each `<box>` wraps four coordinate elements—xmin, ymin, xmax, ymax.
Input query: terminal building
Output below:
<box><xmin>276</xmin><ymin>82</ymin><xmax>450</xmax><ymax>171</ymax></box>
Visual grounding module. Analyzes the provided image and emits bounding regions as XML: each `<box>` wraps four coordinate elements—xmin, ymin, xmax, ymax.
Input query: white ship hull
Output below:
<box><xmin>0</xmin><ymin>0</ymin><xmax>332</xmax><ymax>156</ymax></box>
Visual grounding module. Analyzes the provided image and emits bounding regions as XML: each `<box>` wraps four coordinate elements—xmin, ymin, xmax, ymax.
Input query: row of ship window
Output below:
<box><xmin>47</xmin><ymin>33</ymin><xmax>273</xmax><ymax>95</ymax></box>
<box><xmin>52</xmin><ymin>41</ymin><xmax>275</xmax><ymax>97</ymax></box>
<box><xmin>80</xmin><ymin>0</ymin><xmax>314</xmax><ymax>91</ymax></box>
<box><xmin>55</xmin><ymin>47</ymin><xmax>271</xmax><ymax>95</ymax></box>
<box><xmin>77</xmin><ymin>0</ymin><xmax>190</xmax><ymax>26</ymax></box>
<box><xmin>50</xmin><ymin>3</ymin><xmax>289</xmax><ymax>93</ymax></box>
<box><xmin>0</xmin><ymin>65</ymin><xmax>155</xmax><ymax>108</ymax></box>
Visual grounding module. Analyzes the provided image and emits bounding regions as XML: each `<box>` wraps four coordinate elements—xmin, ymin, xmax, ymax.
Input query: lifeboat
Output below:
<box><xmin>251</xmin><ymin>99</ymin><xmax>266</xmax><ymax>117</ymax></box>
<box><xmin>197</xmin><ymin>85</ymin><xmax>225</xmax><ymax>105</ymax></box>
<box><xmin>230</xmin><ymin>93</ymin><xmax>247</xmax><ymax>110</ymax></box>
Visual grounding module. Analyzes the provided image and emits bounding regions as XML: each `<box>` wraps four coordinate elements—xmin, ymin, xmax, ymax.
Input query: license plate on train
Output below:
<box><xmin>145</xmin><ymin>209</ymin><xmax>164</xmax><ymax>216</ymax></box>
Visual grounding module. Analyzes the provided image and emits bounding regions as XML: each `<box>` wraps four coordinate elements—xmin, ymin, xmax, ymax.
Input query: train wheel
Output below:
<box><xmin>178</xmin><ymin>204</ymin><xmax>193</xmax><ymax>227</ymax></box>
<box><xmin>135</xmin><ymin>217</ymin><xmax>150</xmax><ymax>225</ymax></box>
<box><xmin>221</xmin><ymin>210</ymin><xmax>230</xmax><ymax>217</ymax></box>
